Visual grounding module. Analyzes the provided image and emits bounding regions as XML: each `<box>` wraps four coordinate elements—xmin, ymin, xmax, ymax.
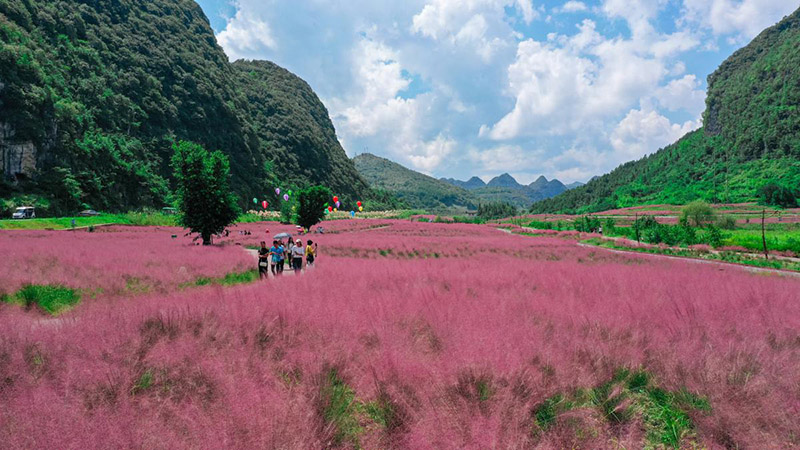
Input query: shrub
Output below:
<box><xmin>477</xmin><ymin>202</ymin><xmax>517</xmax><ymax>220</ymax></box>
<box><xmin>758</xmin><ymin>183</ymin><xmax>798</xmax><ymax>208</ymax></box>
<box><xmin>574</xmin><ymin>216</ymin><xmax>602</xmax><ymax>233</ymax></box>
<box><xmin>705</xmin><ymin>225</ymin><xmax>723</xmax><ymax>248</ymax></box>
<box><xmin>681</xmin><ymin>201</ymin><xmax>715</xmax><ymax>227</ymax></box>
<box><xmin>716</xmin><ymin>215</ymin><xmax>737</xmax><ymax>230</ymax></box>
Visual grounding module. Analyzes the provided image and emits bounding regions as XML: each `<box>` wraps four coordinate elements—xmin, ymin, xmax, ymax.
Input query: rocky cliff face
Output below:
<box><xmin>1</xmin><ymin>122</ymin><xmax>36</xmax><ymax>180</ymax></box>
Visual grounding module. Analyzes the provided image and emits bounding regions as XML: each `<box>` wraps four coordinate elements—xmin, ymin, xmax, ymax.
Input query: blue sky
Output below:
<box><xmin>195</xmin><ymin>0</ymin><xmax>798</xmax><ymax>184</ymax></box>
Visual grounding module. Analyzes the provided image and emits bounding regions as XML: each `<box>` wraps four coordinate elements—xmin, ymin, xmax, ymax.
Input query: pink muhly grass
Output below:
<box><xmin>0</xmin><ymin>220</ymin><xmax>798</xmax><ymax>448</ymax></box>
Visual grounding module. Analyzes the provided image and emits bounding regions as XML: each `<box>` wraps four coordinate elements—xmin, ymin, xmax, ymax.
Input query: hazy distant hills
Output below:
<box><xmin>532</xmin><ymin>6</ymin><xmax>800</xmax><ymax>213</ymax></box>
<box><xmin>354</xmin><ymin>152</ymin><xmax>581</xmax><ymax>210</ymax></box>
<box><xmin>441</xmin><ymin>174</ymin><xmax>583</xmax><ymax>208</ymax></box>
<box><xmin>353</xmin><ymin>153</ymin><xmax>478</xmax><ymax>211</ymax></box>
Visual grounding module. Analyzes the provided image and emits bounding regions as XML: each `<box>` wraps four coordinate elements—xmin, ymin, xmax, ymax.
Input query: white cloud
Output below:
<box><xmin>681</xmin><ymin>0</ymin><xmax>797</xmax><ymax>39</ymax></box>
<box><xmin>206</xmin><ymin>0</ymin><xmax>776</xmax><ymax>184</ymax></box>
<box><xmin>408</xmin><ymin>135</ymin><xmax>458</xmax><ymax>172</ymax></box>
<box><xmin>655</xmin><ymin>74</ymin><xmax>706</xmax><ymax>116</ymax></box>
<box><xmin>602</xmin><ymin>0</ymin><xmax>666</xmax><ymax>37</ymax></box>
<box><xmin>216</xmin><ymin>9</ymin><xmax>277</xmax><ymax>60</ymax></box>
<box><xmin>411</xmin><ymin>0</ymin><xmax>536</xmax><ymax>61</ymax></box>
<box><xmin>559</xmin><ymin>1</ymin><xmax>588</xmax><ymax>13</ymax></box>
<box><xmin>611</xmin><ymin>107</ymin><xmax>701</xmax><ymax>159</ymax></box>
<box><xmin>328</xmin><ymin>38</ymin><xmax>457</xmax><ymax>172</ymax></box>
<box><xmin>485</xmin><ymin>19</ymin><xmax>677</xmax><ymax>140</ymax></box>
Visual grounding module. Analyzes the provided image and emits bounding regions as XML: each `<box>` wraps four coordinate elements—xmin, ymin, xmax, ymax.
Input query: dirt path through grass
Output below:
<box><xmin>575</xmin><ymin>242</ymin><xmax>800</xmax><ymax>279</ymax></box>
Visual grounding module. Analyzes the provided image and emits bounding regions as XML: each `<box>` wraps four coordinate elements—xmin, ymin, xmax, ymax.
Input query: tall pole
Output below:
<box><xmin>761</xmin><ymin>208</ymin><xmax>769</xmax><ymax>260</ymax></box>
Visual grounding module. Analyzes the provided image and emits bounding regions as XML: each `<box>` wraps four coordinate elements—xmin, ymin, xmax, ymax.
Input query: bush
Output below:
<box><xmin>631</xmin><ymin>216</ymin><xmax>658</xmax><ymax>242</ymax></box>
<box><xmin>679</xmin><ymin>224</ymin><xmax>698</xmax><ymax>246</ymax></box>
<box><xmin>705</xmin><ymin>226</ymin><xmax>723</xmax><ymax>248</ymax></box>
<box><xmin>574</xmin><ymin>216</ymin><xmax>602</xmax><ymax>233</ymax></box>
<box><xmin>715</xmin><ymin>215</ymin><xmax>737</xmax><ymax>230</ymax></box>
<box><xmin>758</xmin><ymin>183</ymin><xmax>798</xmax><ymax>208</ymax></box>
<box><xmin>477</xmin><ymin>202</ymin><xmax>517</xmax><ymax>220</ymax></box>
<box><xmin>603</xmin><ymin>218</ymin><xmax>616</xmax><ymax>235</ymax></box>
<box><xmin>681</xmin><ymin>201</ymin><xmax>715</xmax><ymax>227</ymax></box>
<box><xmin>527</xmin><ymin>220</ymin><xmax>554</xmax><ymax>230</ymax></box>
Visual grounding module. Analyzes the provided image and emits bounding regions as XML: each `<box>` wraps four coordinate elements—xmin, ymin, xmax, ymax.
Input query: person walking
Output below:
<box><xmin>277</xmin><ymin>240</ymin><xmax>286</xmax><ymax>274</ymax></box>
<box><xmin>269</xmin><ymin>240</ymin><xmax>281</xmax><ymax>276</ymax></box>
<box><xmin>291</xmin><ymin>239</ymin><xmax>304</xmax><ymax>273</ymax></box>
<box><xmin>258</xmin><ymin>241</ymin><xmax>270</xmax><ymax>279</ymax></box>
<box><xmin>287</xmin><ymin>239</ymin><xmax>295</xmax><ymax>270</ymax></box>
<box><xmin>305</xmin><ymin>240</ymin><xmax>317</xmax><ymax>266</ymax></box>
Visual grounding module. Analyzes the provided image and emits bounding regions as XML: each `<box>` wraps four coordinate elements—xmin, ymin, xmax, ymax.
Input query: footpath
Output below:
<box><xmin>502</xmin><ymin>227</ymin><xmax>800</xmax><ymax>279</ymax></box>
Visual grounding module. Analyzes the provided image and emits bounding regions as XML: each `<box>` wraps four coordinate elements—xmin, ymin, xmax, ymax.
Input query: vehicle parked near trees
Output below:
<box><xmin>11</xmin><ymin>207</ymin><xmax>35</xmax><ymax>219</ymax></box>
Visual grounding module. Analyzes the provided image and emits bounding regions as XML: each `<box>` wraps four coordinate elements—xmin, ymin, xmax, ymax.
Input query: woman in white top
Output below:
<box><xmin>291</xmin><ymin>239</ymin><xmax>305</xmax><ymax>273</ymax></box>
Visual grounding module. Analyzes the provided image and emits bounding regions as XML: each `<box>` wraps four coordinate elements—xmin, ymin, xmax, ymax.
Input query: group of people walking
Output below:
<box><xmin>258</xmin><ymin>239</ymin><xmax>317</xmax><ymax>279</ymax></box>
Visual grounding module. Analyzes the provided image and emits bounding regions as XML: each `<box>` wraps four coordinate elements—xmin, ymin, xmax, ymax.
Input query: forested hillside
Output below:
<box><xmin>0</xmin><ymin>0</ymin><xmax>369</xmax><ymax>214</ymax></box>
<box><xmin>532</xmin><ymin>6</ymin><xmax>800</xmax><ymax>214</ymax></box>
<box><xmin>353</xmin><ymin>153</ymin><xmax>477</xmax><ymax>211</ymax></box>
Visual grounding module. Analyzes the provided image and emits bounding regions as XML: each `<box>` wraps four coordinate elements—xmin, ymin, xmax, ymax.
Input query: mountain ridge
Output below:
<box><xmin>531</xmin><ymin>6</ymin><xmax>800</xmax><ymax>214</ymax></box>
<box><xmin>353</xmin><ymin>153</ymin><xmax>477</xmax><ymax>211</ymax></box>
<box><xmin>440</xmin><ymin>173</ymin><xmax>582</xmax><ymax>208</ymax></box>
<box><xmin>0</xmin><ymin>0</ymin><xmax>370</xmax><ymax>214</ymax></box>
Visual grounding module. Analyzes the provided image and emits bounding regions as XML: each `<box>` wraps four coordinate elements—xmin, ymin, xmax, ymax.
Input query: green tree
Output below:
<box><xmin>681</xmin><ymin>201</ymin><xmax>715</xmax><ymax>227</ymax></box>
<box><xmin>279</xmin><ymin>195</ymin><xmax>296</xmax><ymax>224</ymax></box>
<box><xmin>296</xmin><ymin>186</ymin><xmax>333</xmax><ymax>230</ymax></box>
<box><xmin>477</xmin><ymin>202</ymin><xmax>517</xmax><ymax>220</ymax></box>
<box><xmin>758</xmin><ymin>183</ymin><xmax>798</xmax><ymax>208</ymax></box>
<box><xmin>171</xmin><ymin>141</ymin><xmax>239</xmax><ymax>245</ymax></box>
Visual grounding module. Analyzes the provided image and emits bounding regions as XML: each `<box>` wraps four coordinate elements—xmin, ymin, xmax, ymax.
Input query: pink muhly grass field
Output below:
<box><xmin>0</xmin><ymin>227</ymin><xmax>254</xmax><ymax>296</ymax></box>
<box><xmin>1</xmin><ymin>221</ymin><xmax>799</xmax><ymax>448</ymax></box>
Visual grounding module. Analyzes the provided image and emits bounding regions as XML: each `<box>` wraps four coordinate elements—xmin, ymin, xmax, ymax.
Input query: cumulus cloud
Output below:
<box><xmin>328</xmin><ymin>38</ymin><xmax>457</xmax><ymax>173</ymax></box>
<box><xmin>216</xmin><ymin>10</ymin><xmax>277</xmax><ymax>60</ymax></box>
<box><xmin>208</xmin><ymin>0</ymin><xmax>768</xmax><ymax>183</ymax></box>
<box><xmin>681</xmin><ymin>0</ymin><xmax>797</xmax><ymax>39</ymax></box>
<box><xmin>412</xmin><ymin>0</ymin><xmax>536</xmax><ymax>61</ymax></box>
<box><xmin>485</xmin><ymin>18</ymin><xmax>677</xmax><ymax>140</ymax></box>
<box><xmin>611</xmin><ymin>107</ymin><xmax>701</xmax><ymax>159</ymax></box>
<box><xmin>655</xmin><ymin>74</ymin><xmax>706</xmax><ymax>116</ymax></box>
<box><xmin>559</xmin><ymin>1</ymin><xmax>588</xmax><ymax>13</ymax></box>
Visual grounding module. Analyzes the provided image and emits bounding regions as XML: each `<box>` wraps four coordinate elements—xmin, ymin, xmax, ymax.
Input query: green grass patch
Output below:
<box><xmin>131</xmin><ymin>369</ymin><xmax>154</xmax><ymax>395</ymax></box>
<box><xmin>580</xmin><ymin>238</ymin><xmax>800</xmax><ymax>272</ymax></box>
<box><xmin>723</xmin><ymin>229</ymin><xmax>800</xmax><ymax>254</ymax></box>
<box><xmin>0</xmin><ymin>212</ymin><xmax>179</xmax><ymax>230</ymax></box>
<box><xmin>321</xmin><ymin>368</ymin><xmax>364</xmax><ymax>447</ymax></box>
<box><xmin>217</xmin><ymin>270</ymin><xmax>259</xmax><ymax>285</ymax></box>
<box><xmin>1</xmin><ymin>284</ymin><xmax>81</xmax><ymax>315</ymax></box>
<box><xmin>318</xmin><ymin>368</ymin><xmax>398</xmax><ymax>448</ymax></box>
<box><xmin>236</xmin><ymin>213</ymin><xmax>281</xmax><ymax>223</ymax></box>
<box><xmin>182</xmin><ymin>269</ymin><xmax>260</xmax><ymax>289</ymax></box>
<box><xmin>531</xmin><ymin>369</ymin><xmax>710</xmax><ymax>448</ymax></box>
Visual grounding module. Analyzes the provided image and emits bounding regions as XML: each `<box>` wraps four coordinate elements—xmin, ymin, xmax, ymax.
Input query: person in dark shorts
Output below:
<box><xmin>305</xmin><ymin>240</ymin><xmax>317</xmax><ymax>266</ymax></box>
<box><xmin>258</xmin><ymin>241</ymin><xmax>270</xmax><ymax>279</ymax></box>
<box><xmin>291</xmin><ymin>239</ymin><xmax>304</xmax><ymax>273</ymax></box>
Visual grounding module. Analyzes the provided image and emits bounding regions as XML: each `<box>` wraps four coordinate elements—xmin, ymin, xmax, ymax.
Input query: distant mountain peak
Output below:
<box><xmin>487</xmin><ymin>173</ymin><xmax>521</xmax><ymax>188</ymax></box>
<box><xmin>530</xmin><ymin>175</ymin><xmax>549</xmax><ymax>187</ymax></box>
<box><xmin>440</xmin><ymin>176</ymin><xmax>486</xmax><ymax>190</ymax></box>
